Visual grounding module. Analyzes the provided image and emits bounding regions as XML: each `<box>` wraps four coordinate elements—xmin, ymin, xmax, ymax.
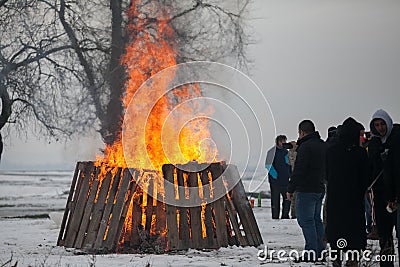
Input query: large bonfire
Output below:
<box><xmin>92</xmin><ymin>1</ymin><xmax>217</xmax><ymax>249</ymax></box>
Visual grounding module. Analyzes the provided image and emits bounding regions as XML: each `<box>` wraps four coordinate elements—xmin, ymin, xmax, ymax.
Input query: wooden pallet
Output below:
<box><xmin>57</xmin><ymin>162</ymin><xmax>140</xmax><ymax>252</ymax></box>
<box><xmin>58</xmin><ymin>161</ymin><xmax>263</xmax><ymax>253</ymax></box>
<box><xmin>162</xmin><ymin>162</ymin><xmax>263</xmax><ymax>251</ymax></box>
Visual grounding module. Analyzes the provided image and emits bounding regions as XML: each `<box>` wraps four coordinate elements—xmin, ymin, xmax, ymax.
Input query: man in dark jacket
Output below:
<box><xmin>368</xmin><ymin>109</ymin><xmax>400</xmax><ymax>267</ymax></box>
<box><xmin>287</xmin><ymin>120</ymin><xmax>326</xmax><ymax>262</ymax></box>
<box><xmin>265</xmin><ymin>135</ymin><xmax>292</xmax><ymax>219</ymax></box>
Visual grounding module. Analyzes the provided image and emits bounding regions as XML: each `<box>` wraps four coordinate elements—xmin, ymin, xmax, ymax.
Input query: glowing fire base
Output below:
<box><xmin>57</xmin><ymin>162</ymin><xmax>263</xmax><ymax>253</ymax></box>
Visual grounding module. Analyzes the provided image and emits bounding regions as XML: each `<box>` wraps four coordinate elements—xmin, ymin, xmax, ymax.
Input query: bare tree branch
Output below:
<box><xmin>58</xmin><ymin>0</ymin><xmax>105</xmax><ymax>122</ymax></box>
<box><xmin>0</xmin><ymin>0</ymin><xmax>251</xmax><ymax>148</ymax></box>
<box><xmin>12</xmin><ymin>98</ymin><xmax>72</xmax><ymax>135</ymax></box>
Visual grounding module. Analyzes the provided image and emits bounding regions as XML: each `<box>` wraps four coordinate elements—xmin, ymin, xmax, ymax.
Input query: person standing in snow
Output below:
<box><xmin>325</xmin><ymin>117</ymin><xmax>369</xmax><ymax>267</ymax></box>
<box><xmin>368</xmin><ymin>109</ymin><xmax>400</xmax><ymax>267</ymax></box>
<box><xmin>286</xmin><ymin>120</ymin><xmax>326</xmax><ymax>262</ymax></box>
<box><xmin>265</xmin><ymin>135</ymin><xmax>292</xmax><ymax>219</ymax></box>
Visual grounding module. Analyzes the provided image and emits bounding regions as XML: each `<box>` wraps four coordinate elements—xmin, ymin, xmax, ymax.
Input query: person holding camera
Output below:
<box><xmin>265</xmin><ymin>135</ymin><xmax>292</xmax><ymax>219</ymax></box>
<box><xmin>368</xmin><ymin>109</ymin><xmax>400</xmax><ymax>267</ymax></box>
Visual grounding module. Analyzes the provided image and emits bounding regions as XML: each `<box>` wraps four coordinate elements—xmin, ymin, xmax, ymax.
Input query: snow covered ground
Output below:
<box><xmin>0</xmin><ymin>171</ymin><xmax>391</xmax><ymax>266</ymax></box>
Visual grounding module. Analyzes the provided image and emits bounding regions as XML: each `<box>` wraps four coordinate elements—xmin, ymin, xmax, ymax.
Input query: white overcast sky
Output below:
<box><xmin>1</xmin><ymin>0</ymin><xmax>400</xmax><ymax>171</ymax></box>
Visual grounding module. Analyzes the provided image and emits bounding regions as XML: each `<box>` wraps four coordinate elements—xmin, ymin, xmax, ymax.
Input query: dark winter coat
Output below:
<box><xmin>326</xmin><ymin>117</ymin><xmax>369</xmax><ymax>250</ymax></box>
<box><xmin>368</xmin><ymin>110</ymin><xmax>400</xmax><ymax>202</ymax></box>
<box><xmin>287</xmin><ymin>131</ymin><xmax>326</xmax><ymax>193</ymax></box>
<box><xmin>265</xmin><ymin>146</ymin><xmax>291</xmax><ymax>186</ymax></box>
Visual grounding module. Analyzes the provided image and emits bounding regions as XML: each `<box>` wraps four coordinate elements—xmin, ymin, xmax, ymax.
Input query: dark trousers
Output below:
<box><xmin>374</xmin><ymin>192</ymin><xmax>396</xmax><ymax>267</ymax></box>
<box><xmin>296</xmin><ymin>192</ymin><xmax>325</xmax><ymax>260</ymax></box>
<box><xmin>270</xmin><ymin>183</ymin><xmax>290</xmax><ymax>219</ymax></box>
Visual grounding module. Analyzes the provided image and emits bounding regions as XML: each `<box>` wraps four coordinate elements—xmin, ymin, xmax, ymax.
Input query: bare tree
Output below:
<box><xmin>0</xmin><ymin>0</ymin><xmax>251</xmax><ymax>158</ymax></box>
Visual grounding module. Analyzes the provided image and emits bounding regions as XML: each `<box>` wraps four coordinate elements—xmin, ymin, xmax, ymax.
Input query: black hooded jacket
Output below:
<box><xmin>326</xmin><ymin>117</ymin><xmax>369</xmax><ymax>250</ymax></box>
<box><xmin>368</xmin><ymin>110</ymin><xmax>400</xmax><ymax>201</ymax></box>
<box><xmin>287</xmin><ymin>131</ymin><xmax>326</xmax><ymax>193</ymax></box>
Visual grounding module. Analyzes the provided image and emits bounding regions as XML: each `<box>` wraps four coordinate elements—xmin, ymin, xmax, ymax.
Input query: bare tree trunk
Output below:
<box><xmin>0</xmin><ymin>78</ymin><xmax>11</xmax><ymax>131</ymax></box>
<box><xmin>102</xmin><ymin>0</ymin><xmax>126</xmax><ymax>146</ymax></box>
<box><xmin>0</xmin><ymin>78</ymin><xmax>11</xmax><ymax>161</ymax></box>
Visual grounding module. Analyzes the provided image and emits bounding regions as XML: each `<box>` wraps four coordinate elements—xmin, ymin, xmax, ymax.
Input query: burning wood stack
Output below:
<box><xmin>57</xmin><ymin>161</ymin><xmax>263</xmax><ymax>253</ymax></box>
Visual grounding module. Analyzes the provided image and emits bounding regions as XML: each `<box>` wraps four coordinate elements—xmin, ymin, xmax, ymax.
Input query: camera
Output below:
<box><xmin>282</xmin><ymin>143</ymin><xmax>293</xmax><ymax>149</ymax></box>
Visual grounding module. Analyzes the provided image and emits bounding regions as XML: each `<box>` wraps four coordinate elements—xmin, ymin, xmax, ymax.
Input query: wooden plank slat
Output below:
<box><xmin>64</xmin><ymin>160</ymin><xmax>88</xmax><ymax>242</ymax></box>
<box><xmin>155</xmin><ymin>201</ymin><xmax>166</xmax><ymax>235</ymax></box>
<box><xmin>177</xmin><ymin>169</ymin><xmax>190</xmax><ymax>250</ymax></box>
<box><xmin>64</xmin><ymin>162</ymin><xmax>95</xmax><ymax>247</ymax></box>
<box><xmin>209</xmin><ymin>163</ymin><xmax>229</xmax><ymax>247</ymax></box>
<box><xmin>223</xmin><ymin>164</ymin><xmax>263</xmax><ymax>246</ymax></box>
<box><xmin>114</xmin><ymin>170</ymin><xmax>137</xmax><ymax>249</ymax></box>
<box><xmin>155</xmin><ymin>182</ymin><xmax>167</xmax><ymax>237</ymax></box>
<box><xmin>209</xmin><ymin>163</ymin><xmax>228</xmax><ymax>198</ymax></box>
<box><xmin>75</xmin><ymin>166</ymin><xmax>101</xmax><ymax>248</ymax></box>
<box><xmin>104</xmin><ymin>169</ymin><xmax>133</xmax><ymax>250</ymax></box>
<box><xmin>145</xmin><ymin>174</ymin><xmax>155</xmax><ymax>232</ymax></box>
<box><xmin>166</xmin><ymin>205</ymin><xmax>179</xmax><ymax>251</ymax></box>
<box><xmin>200</xmin><ymin>170</ymin><xmax>217</xmax><ymax>248</ymax></box>
<box><xmin>83</xmin><ymin>170</ymin><xmax>112</xmax><ymax>248</ymax></box>
<box><xmin>226</xmin><ymin>170</ymin><xmax>257</xmax><ymax>246</ymax></box>
<box><xmin>200</xmin><ymin>170</ymin><xmax>211</xmax><ymax>201</ymax></box>
<box><xmin>204</xmin><ymin>204</ymin><xmax>217</xmax><ymax>248</ymax></box>
<box><xmin>188</xmin><ymin>172</ymin><xmax>203</xmax><ymax>249</ymax></box>
<box><xmin>163</xmin><ymin>164</ymin><xmax>179</xmax><ymax>251</ymax></box>
<box><xmin>211</xmin><ymin>198</ymin><xmax>229</xmax><ymax>247</ymax></box>
<box><xmin>130</xmin><ymin>188</ymin><xmax>143</xmax><ymax>247</ymax></box>
<box><xmin>94</xmin><ymin>167</ymin><xmax>122</xmax><ymax>249</ymax></box>
<box><xmin>225</xmin><ymin>195</ymin><xmax>247</xmax><ymax>246</ymax></box>
<box><xmin>57</xmin><ymin>162</ymin><xmax>81</xmax><ymax>246</ymax></box>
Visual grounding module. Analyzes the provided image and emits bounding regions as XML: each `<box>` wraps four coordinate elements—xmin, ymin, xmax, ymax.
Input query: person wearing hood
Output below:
<box><xmin>326</xmin><ymin>117</ymin><xmax>369</xmax><ymax>267</ymax></box>
<box><xmin>368</xmin><ymin>109</ymin><xmax>400</xmax><ymax>267</ymax></box>
<box><xmin>286</xmin><ymin>120</ymin><xmax>326</xmax><ymax>262</ymax></box>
